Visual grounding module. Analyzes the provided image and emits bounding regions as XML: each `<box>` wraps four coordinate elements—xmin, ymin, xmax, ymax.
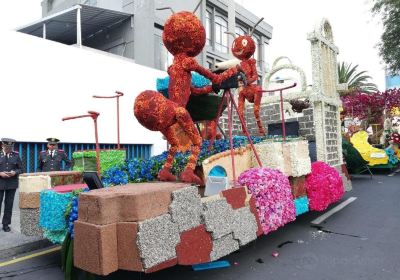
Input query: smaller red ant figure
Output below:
<box><xmin>134</xmin><ymin>3</ymin><xmax>238</xmax><ymax>185</ymax></box>
<box><xmin>227</xmin><ymin>18</ymin><xmax>266</xmax><ymax>136</ymax></box>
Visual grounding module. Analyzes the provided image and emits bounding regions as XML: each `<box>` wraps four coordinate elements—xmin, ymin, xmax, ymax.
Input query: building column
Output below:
<box><xmin>133</xmin><ymin>0</ymin><xmax>155</xmax><ymax>68</ymax></box>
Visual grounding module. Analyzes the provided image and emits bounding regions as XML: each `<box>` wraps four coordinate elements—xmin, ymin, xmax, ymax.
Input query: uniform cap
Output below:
<box><xmin>46</xmin><ymin>137</ymin><xmax>60</xmax><ymax>144</ymax></box>
<box><xmin>1</xmin><ymin>138</ymin><xmax>16</xmax><ymax>146</ymax></box>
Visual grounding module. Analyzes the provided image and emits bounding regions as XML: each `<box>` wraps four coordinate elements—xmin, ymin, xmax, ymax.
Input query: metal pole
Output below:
<box><xmin>116</xmin><ymin>95</ymin><xmax>121</xmax><ymax>149</ymax></box>
<box><xmin>280</xmin><ymin>89</ymin><xmax>286</xmax><ymax>142</ymax></box>
<box><xmin>227</xmin><ymin>90</ymin><xmax>236</xmax><ymax>185</ymax></box>
<box><xmin>77</xmin><ymin>6</ymin><xmax>82</xmax><ymax>47</ymax></box>
<box><xmin>91</xmin><ymin>113</ymin><xmax>101</xmax><ymax>175</ymax></box>
<box><xmin>93</xmin><ymin>91</ymin><xmax>124</xmax><ymax>149</ymax></box>
<box><xmin>62</xmin><ymin>111</ymin><xmax>101</xmax><ymax>175</ymax></box>
<box><xmin>43</xmin><ymin>23</ymin><xmax>46</xmax><ymax>39</ymax></box>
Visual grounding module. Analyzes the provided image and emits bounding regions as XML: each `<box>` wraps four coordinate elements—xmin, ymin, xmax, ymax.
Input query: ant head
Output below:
<box><xmin>163</xmin><ymin>11</ymin><xmax>205</xmax><ymax>57</ymax></box>
<box><xmin>231</xmin><ymin>35</ymin><xmax>255</xmax><ymax>60</ymax></box>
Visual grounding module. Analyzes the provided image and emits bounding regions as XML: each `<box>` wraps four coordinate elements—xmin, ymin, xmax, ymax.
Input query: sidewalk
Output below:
<box><xmin>0</xmin><ymin>191</ymin><xmax>51</xmax><ymax>260</ymax></box>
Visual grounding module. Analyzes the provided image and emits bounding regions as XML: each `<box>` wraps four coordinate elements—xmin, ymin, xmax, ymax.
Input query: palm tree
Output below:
<box><xmin>337</xmin><ymin>62</ymin><xmax>379</xmax><ymax>96</ymax></box>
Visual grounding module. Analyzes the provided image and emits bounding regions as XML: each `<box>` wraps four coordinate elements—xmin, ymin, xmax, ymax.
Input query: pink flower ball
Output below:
<box><xmin>238</xmin><ymin>167</ymin><xmax>295</xmax><ymax>235</ymax></box>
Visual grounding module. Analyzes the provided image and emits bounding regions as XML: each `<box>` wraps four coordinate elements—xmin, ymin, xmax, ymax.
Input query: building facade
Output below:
<box><xmin>23</xmin><ymin>0</ymin><xmax>273</xmax><ymax>79</ymax></box>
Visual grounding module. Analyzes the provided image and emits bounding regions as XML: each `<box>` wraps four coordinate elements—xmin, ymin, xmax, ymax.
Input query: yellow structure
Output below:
<box><xmin>350</xmin><ymin>131</ymin><xmax>388</xmax><ymax>166</ymax></box>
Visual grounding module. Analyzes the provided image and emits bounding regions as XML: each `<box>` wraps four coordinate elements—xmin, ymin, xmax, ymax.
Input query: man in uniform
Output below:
<box><xmin>0</xmin><ymin>138</ymin><xmax>22</xmax><ymax>232</ymax></box>
<box><xmin>38</xmin><ymin>138</ymin><xmax>72</xmax><ymax>172</ymax></box>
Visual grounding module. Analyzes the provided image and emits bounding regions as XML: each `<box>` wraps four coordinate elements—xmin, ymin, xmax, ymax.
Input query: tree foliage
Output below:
<box><xmin>337</xmin><ymin>62</ymin><xmax>378</xmax><ymax>95</ymax></box>
<box><xmin>372</xmin><ymin>0</ymin><xmax>400</xmax><ymax>75</ymax></box>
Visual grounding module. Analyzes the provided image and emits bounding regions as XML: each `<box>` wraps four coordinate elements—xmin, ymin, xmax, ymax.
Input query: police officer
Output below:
<box><xmin>38</xmin><ymin>138</ymin><xmax>72</xmax><ymax>172</ymax></box>
<box><xmin>0</xmin><ymin>138</ymin><xmax>22</xmax><ymax>232</ymax></box>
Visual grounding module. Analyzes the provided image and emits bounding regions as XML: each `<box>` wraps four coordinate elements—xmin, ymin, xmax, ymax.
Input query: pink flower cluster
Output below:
<box><xmin>305</xmin><ymin>161</ymin><xmax>344</xmax><ymax>211</ymax></box>
<box><xmin>238</xmin><ymin>168</ymin><xmax>296</xmax><ymax>235</ymax></box>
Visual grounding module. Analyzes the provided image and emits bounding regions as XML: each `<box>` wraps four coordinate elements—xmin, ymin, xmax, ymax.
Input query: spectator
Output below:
<box><xmin>38</xmin><ymin>138</ymin><xmax>72</xmax><ymax>172</ymax></box>
<box><xmin>0</xmin><ymin>138</ymin><xmax>22</xmax><ymax>232</ymax></box>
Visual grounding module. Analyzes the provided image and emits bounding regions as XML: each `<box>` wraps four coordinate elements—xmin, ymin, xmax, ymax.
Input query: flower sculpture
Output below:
<box><xmin>134</xmin><ymin>8</ymin><xmax>237</xmax><ymax>185</ymax></box>
<box><xmin>226</xmin><ymin>18</ymin><xmax>266</xmax><ymax>136</ymax></box>
<box><xmin>238</xmin><ymin>167</ymin><xmax>296</xmax><ymax>234</ymax></box>
<box><xmin>305</xmin><ymin>161</ymin><xmax>344</xmax><ymax>211</ymax></box>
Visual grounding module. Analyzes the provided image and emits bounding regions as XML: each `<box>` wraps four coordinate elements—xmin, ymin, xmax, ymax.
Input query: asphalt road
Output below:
<box><xmin>1</xmin><ymin>174</ymin><xmax>399</xmax><ymax>280</ymax></box>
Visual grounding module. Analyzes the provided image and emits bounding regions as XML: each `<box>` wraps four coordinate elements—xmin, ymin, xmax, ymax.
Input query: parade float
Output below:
<box><xmin>18</xmin><ymin>6</ymin><xmax>350</xmax><ymax>279</ymax></box>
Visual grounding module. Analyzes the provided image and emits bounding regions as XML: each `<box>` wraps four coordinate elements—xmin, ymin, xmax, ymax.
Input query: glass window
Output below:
<box><xmin>252</xmin><ymin>35</ymin><xmax>260</xmax><ymax>67</ymax></box>
<box><xmin>235</xmin><ymin>26</ymin><xmax>246</xmax><ymax>37</ymax></box>
<box><xmin>215</xmin><ymin>15</ymin><xmax>228</xmax><ymax>53</ymax></box>
<box><xmin>206</xmin><ymin>10</ymin><xmax>212</xmax><ymax>46</ymax></box>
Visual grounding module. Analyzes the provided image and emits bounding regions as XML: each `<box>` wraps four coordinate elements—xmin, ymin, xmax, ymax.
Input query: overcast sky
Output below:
<box><xmin>0</xmin><ymin>0</ymin><xmax>386</xmax><ymax>90</ymax></box>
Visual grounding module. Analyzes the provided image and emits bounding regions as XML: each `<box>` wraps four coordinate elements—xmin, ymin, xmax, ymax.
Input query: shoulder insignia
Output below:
<box><xmin>58</xmin><ymin>149</ymin><xmax>65</xmax><ymax>152</ymax></box>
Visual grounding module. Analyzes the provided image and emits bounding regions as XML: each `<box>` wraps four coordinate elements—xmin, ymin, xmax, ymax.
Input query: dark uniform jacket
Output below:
<box><xmin>38</xmin><ymin>149</ymin><xmax>72</xmax><ymax>172</ymax></box>
<box><xmin>0</xmin><ymin>151</ymin><xmax>23</xmax><ymax>190</ymax></box>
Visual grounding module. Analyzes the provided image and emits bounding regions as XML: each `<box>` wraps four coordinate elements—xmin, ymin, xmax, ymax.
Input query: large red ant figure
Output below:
<box><xmin>134</xmin><ymin>3</ymin><xmax>238</xmax><ymax>185</ymax></box>
<box><xmin>227</xmin><ymin>18</ymin><xmax>266</xmax><ymax>136</ymax></box>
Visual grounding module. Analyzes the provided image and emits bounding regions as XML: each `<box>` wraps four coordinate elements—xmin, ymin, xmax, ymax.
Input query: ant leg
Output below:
<box><xmin>157</xmin><ymin>126</ymin><xmax>178</xmax><ymax>182</ymax></box>
<box><xmin>174</xmin><ymin>107</ymin><xmax>203</xmax><ymax>185</ymax></box>
<box><xmin>253</xmin><ymin>92</ymin><xmax>266</xmax><ymax>136</ymax></box>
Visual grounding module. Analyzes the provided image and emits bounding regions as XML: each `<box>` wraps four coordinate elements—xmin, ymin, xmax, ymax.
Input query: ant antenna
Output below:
<box><xmin>156</xmin><ymin>7</ymin><xmax>175</xmax><ymax>14</ymax></box>
<box><xmin>249</xmin><ymin>17</ymin><xmax>264</xmax><ymax>36</ymax></box>
<box><xmin>225</xmin><ymin>31</ymin><xmax>237</xmax><ymax>39</ymax></box>
<box><xmin>193</xmin><ymin>0</ymin><xmax>203</xmax><ymax>13</ymax></box>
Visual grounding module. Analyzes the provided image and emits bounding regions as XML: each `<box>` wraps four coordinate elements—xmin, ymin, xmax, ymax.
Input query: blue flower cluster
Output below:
<box><xmin>385</xmin><ymin>147</ymin><xmax>399</xmax><ymax>165</ymax></box>
<box><xmin>102</xmin><ymin>164</ymin><xmax>129</xmax><ymax>187</ymax></box>
<box><xmin>67</xmin><ymin>197</ymin><xmax>79</xmax><ymax>239</ymax></box>
<box><xmin>101</xmin><ymin>136</ymin><xmax>265</xmax><ymax>186</ymax></box>
<box><xmin>294</xmin><ymin>196</ymin><xmax>309</xmax><ymax>216</ymax></box>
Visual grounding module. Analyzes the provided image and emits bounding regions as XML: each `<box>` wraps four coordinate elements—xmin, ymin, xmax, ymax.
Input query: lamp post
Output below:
<box><xmin>93</xmin><ymin>91</ymin><xmax>124</xmax><ymax>149</ymax></box>
<box><xmin>62</xmin><ymin>111</ymin><xmax>101</xmax><ymax>175</ymax></box>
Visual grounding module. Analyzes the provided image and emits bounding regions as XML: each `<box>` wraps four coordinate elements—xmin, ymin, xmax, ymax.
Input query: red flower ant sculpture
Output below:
<box><xmin>134</xmin><ymin>4</ymin><xmax>237</xmax><ymax>185</ymax></box>
<box><xmin>227</xmin><ymin>18</ymin><xmax>266</xmax><ymax>136</ymax></box>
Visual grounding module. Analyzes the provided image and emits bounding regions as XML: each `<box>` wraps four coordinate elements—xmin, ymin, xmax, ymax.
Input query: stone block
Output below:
<box><xmin>116</xmin><ymin>222</ymin><xmax>143</xmax><ymax>271</ymax></box>
<box><xmin>253</xmin><ymin>140</ymin><xmax>311</xmax><ymax>176</ymax></box>
<box><xmin>78</xmin><ymin>182</ymin><xmax>187</xmax><ymax>225</ymax></box>
<box><xmin>221</xmin><ymin>187</ymin><xmax>247</xmax><ymax>209</ymax></box>
<box><xmin>247</xmin><ymin>196</ymin><xmax>263</xmax><ymax>236</ymax></box>
<box><xmin>169</xmin><ymin>186</ymin><xmax>202</xmax><ymax>232</ymax></box>
<box><xmin>74</xmin><ymin>221</ymin><xmax>118</xmax><ymax>276</ymax></box>
<box><xmin>176</xmin><ymin>225</ymin><xmax>212</xmax><ymax>265</ymax></box>
<box><xmin>202</xmin><ymin>197</ymin><xmax>235</xmax><ymax>239</ymax></box>
<box><xmin>19</xmin><ymin>175</ymin><xmax>51</xmax><ymax>193</ymax></box>
<box><xmin>145</xmin><ymin>258</ymin><xmax>178</xmax><ymax>273</ymax></box>
<box><xmin>231</xmin><ymin>207</ymin><xmax>258</xmax><ymax>246</ymax></box>
<box><xmin>210</xmin><ymin>234</ymin><xmax>239</xmax><ymax>261</ymax></box>
<box><xmin>20</xmin><ymin>208</ymin><xmax>43</xmax><ymax>237</ymax></box>
<box><xmin>137</xmin><ymin>214</ymin><xmax>180</xmax><ymax>269</ymax></box>
<box><xmin>19</xmin><ymin>192</ymin><xmax>40</xmax><ymax>209</ymax></box>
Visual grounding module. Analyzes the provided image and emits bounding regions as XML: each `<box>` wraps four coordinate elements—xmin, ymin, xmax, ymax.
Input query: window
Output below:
<box><xmin>215</xmin><ymin>16</ymin><xmax>228</xmax><ymax>53</ymax></box>
<box><xmin>206</xmin><ymin>10</ymin><xmax>212</xmax><ymax>46</ymax></box>
<box><xmin>252</xmin><ymin>35</ymin><xmax>260</xmax><ymax>68</ymax></box>
<box><xmin>235</xmin><ymin>26</ymin><xmax>246</xmax><ymax>37</ymax></box>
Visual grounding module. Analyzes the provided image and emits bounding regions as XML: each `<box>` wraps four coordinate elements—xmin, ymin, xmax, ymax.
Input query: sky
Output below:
<box><xmin>0</xmin><ymin>0</ymin><xmax>386</xmax><ymax>90</ymax></box>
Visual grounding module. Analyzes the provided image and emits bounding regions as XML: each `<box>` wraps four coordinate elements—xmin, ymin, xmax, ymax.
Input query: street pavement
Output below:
<box><xmin>1</xmin><ymin>174</ymin><xmax>399</xmax><ymax>280</ymax></box>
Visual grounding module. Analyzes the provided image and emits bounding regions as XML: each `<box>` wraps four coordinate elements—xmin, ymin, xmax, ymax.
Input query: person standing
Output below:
<box><xmin>38</xmin><ymin>138</ymin><xmax>72</xmax><ymax>172</ymax></box>
<box><xmin>0</xmin><ymin>138</ymin><xmax>22</xmax><ymax>232</ymax></box>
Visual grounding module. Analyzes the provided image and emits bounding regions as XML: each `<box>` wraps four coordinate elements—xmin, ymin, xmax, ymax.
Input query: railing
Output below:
<box><xmin>16</xmin><ymin>142</ymin><xmax>152</xmax><ymax>173</ymax></box>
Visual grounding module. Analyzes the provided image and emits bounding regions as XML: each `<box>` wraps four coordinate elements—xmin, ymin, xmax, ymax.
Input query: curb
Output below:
<box><xmin>0</xmin><ymin>239</ymin><xmax>53</xmax><ymax>261</ymax></box>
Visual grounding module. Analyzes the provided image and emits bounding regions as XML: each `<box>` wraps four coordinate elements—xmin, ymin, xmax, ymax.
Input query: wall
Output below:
<box><xmin>0</xmin><ymin>30</ymin><xmax>167</xmax><ymax>156</ymax></box>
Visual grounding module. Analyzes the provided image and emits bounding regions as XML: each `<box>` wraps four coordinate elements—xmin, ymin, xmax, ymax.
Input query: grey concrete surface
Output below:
<box><xmin>0</xmin><ymin>174</ymin><xmax>399</xmax><ymax>280</ymax></box>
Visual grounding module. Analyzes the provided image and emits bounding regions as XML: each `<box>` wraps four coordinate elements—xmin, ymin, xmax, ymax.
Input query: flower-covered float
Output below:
<box><xmin>21</xmin><ymin>4</ymin><xmax>347</xmax><ymax>280</ymax></box>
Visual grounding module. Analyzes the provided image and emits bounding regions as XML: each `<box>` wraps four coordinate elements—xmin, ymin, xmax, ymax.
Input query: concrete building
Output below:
<box><xmin>19</xmin><ymin>0</ymin><xmax>272</xmax><ymax>79</ymax></box>
<box><xmin>13</xmin><ymin>0</ymin><xmax>273</xmax><ymax>173</ymax></box>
